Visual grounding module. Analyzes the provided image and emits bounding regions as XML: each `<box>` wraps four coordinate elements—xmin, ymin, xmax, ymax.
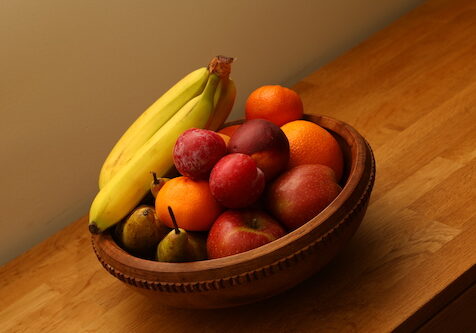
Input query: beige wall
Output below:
<box><xmin>0</xmin><ymin>0</ymin><xmax>424</xmax><ymax>265</ymax></box>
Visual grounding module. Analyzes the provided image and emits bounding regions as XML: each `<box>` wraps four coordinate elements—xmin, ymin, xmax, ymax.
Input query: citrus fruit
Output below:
<box><xmin>281</xmin><ymin>120</ymin><xmax>344</xmax><ymax>181</ymax></box>
<box><xmin>245</xmin><ymin>85</ymin><xmax>303</xmax><ymax>126</ymax></box>
<box><xmin>155</xmin><ymin>177</ymin><xmax>223</xmax><ymax>231</ymax></box>
<box><xmin>218</xmin><ymin>124</ymin><xmax>240</xmax><ymax>137</ymax></box>
<box><xmin>216</xmin><ymin>133</ymin><xmax>230</xmax><ymax>145</ymax></box>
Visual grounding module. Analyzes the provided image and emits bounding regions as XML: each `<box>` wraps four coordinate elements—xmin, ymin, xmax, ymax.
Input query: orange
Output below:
<box><xmin>155</xmin><ymin>177</ymin><xmax>223</xmax><ymax>231</ymax></box>
<box><xmin>218</xmin><ymin>124</ymin><xmax>240</xmax><ymax>138</ymax></box>
<box><xmin>281</xmin><ymin>120</ymin><xmax>344</xmax><ymax>181</ymax></box>
<box><xmin>245</xmin><ymin>85</ymin><xmax>303</xmax><ymax>127</ymax></box>
<box><xmin>216</xmin><ymin>133</ymin><xmax>230</xmax><ymax>146</ymax></box>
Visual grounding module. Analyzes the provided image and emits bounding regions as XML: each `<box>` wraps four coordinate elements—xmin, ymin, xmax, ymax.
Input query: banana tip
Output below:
<box><xmin>89</xmin><ymin>223</ymin><xmax>100</xmax><ymax>234</ymax></box>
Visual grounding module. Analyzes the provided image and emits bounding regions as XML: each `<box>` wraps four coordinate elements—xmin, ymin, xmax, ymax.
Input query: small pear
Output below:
<box><xmin>157</xmin><ymin>206</ymin><xmax>189</xmax><ymax>262</ymax></box>
<box><xmin>150</xmin><ymin>172</ymin><xmax>169</xmax><ymax>198</ymax></box>
<box><xmin>115</xmin><ymin>205</ymin><xmax>168</xmax><ymax>257</ymax></box>
<box><xmin>156</xmin><ymin>206</ymin><xmax>208</xmax><ymax>262</ymax></box>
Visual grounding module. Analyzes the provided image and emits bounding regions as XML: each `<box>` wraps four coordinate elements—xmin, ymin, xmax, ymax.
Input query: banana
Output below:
<box><xmin>89</xmin><ymin>73</ymin><xmax>221</xmax><ymax>233</ymax></box>
<box><xmin>206</xmin><ymin>77</ymin><xmax>237</xmax><ymax>131</ymax></box>
<box><xmin>98</xmin><ymin>67</ymin><xmax>210</xmax><ymax>189</ymax></box>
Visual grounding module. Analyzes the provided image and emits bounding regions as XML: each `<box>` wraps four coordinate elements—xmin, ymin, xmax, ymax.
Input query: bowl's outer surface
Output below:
<box><xmin>91</xmin><ymin>114</ymin><xmax>376</xmax><ymax>309</ymax></box>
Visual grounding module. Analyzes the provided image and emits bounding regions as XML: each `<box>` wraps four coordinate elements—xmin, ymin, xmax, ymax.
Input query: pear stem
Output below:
<box><xmin>167</xmin><ymin>206</ymin><xmax>180</xmax><ymax>234</ymax></box>
<box><xmin>151</xmin><ymin>172</ymin><xmax>159</xmax><ymax>184</ymax></box>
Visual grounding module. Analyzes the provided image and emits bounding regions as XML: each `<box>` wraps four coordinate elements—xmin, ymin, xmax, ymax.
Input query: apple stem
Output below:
<box><xmin>167</xmin><ymin>206</ymin><xmax>180</xmax><ymax>234</ymax></box>
<box><xmin>151</xmin><ymin>172</ymin><xmax>159</xmax><ymax>184</ymax></box>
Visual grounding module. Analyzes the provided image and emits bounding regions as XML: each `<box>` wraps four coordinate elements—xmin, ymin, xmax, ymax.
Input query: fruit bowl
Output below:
<box><xmin>91</xmin><ymin>114</ymin><xmax>376</xmax><ymax>309</ymax></box>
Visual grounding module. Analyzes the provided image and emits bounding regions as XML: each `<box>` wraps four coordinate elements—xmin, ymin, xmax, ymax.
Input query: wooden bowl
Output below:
<box><xmin>91</xmin><ymin>114</ymin><xmax>376</xmax><ymax>309</ymax></box>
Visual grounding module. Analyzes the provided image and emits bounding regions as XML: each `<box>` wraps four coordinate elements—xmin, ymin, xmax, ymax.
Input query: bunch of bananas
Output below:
<box><xmin>89</xmin><ymin>56</ymin><xmax>236</xmax><ymax>234</ymax></box>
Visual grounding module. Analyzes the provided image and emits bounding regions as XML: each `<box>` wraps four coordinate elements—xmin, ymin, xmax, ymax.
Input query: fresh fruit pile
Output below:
<box><xmin>89</xmin><ymin>56</ymin><xmax>345</xmax><ymax>263</ymax></box>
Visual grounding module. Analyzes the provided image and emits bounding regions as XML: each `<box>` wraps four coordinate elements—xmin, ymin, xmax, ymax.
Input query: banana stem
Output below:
<box><xmin>208</xmin><ymin>55</ymin><xmax>234</xmax><ymax>79</ymax></box>
<box><xmin>167</xmin><ymin>206</ymin><xmax>180</xmax><ymax>234</ymax></box>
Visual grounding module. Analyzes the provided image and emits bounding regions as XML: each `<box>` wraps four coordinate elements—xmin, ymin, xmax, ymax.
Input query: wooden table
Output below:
<box><xmin>1</xmin><ymin>0</ymin><xmax>475</xmax><ymax>331</ymax></box>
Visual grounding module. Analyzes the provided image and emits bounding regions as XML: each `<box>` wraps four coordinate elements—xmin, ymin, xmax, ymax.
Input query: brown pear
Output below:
<box><xmin>115</xmin><ymin>205</ymin><xmax>169</xmax><ymax>257</ymax></box>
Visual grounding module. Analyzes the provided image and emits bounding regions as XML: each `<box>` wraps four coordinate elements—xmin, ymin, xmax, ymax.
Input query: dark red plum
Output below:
<box><xmin>228</xmin><ymin>119</ymin><xmax>289</xmax><ymax>181</ymax></box>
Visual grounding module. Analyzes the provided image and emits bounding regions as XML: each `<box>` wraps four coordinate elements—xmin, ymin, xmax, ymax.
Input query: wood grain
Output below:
<box><xmin>1</xmin><ymin>0</ymin><xmax>475</xmax><ymax>331</ymax></box>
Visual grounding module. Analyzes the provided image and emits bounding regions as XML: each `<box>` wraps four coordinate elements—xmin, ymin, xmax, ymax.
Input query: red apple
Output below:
<box><xmin>207</xmin><ymin>209</ymin><xmax>286</xmax><ymax>259</ymax></box>
<box><xmin>228</xmin><ymin>119</ymin><xmax>289</xmax><ymax>181</ymax></box>
<box><xmin>209</xmin><ymin>153</ymin><xmax>265</xmax><ymax>208</ymax></box>
<box><xmin>266</xmin><ymin>164</ymin><xmax>342</xmax><ymax>230</ymax></box>
<box><xmin>173</xmin><ymin>128</ymin><xmax>227</xmax><ymax>179</ymax></box>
